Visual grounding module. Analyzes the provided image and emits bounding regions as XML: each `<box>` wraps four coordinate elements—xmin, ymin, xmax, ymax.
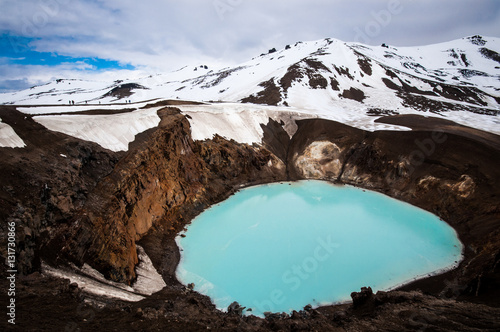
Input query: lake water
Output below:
<box><xmin>175</xmin><ymin>180</ymin><xmax>463</xmax><ymax>317</ymax></box>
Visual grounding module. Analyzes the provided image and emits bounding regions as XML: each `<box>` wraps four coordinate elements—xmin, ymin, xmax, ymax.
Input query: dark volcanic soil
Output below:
<box><xmin>1</xmin><ymin>105</ymin><xmax>499</xmax><ymax>331</ymax></box>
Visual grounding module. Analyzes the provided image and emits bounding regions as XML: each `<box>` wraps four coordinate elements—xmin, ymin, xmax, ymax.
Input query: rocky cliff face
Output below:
<box><xmin>0</xmin><ymin>106</ymin><xmax>122</xmax><ymax>277</ymax></box>
<box><xmin>45</xmin><ymin>107</ymin><xmax>286</xmax><ymax>283</ymax></box>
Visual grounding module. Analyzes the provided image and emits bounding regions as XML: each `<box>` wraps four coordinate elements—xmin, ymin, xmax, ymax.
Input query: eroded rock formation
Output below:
<box><xmin>44</xmin><ymin>107</ymin><xmax>286</xmax><ymax>283</ymax></box>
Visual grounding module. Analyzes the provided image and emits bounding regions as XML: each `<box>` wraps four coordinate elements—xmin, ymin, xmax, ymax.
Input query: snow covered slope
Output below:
<box><xmin>0</xmin><ymin>35</ymin><xmax>498</xmax><ymax>148</ymax></box>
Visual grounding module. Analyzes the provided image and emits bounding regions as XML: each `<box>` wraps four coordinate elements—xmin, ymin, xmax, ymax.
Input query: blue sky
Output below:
<box><xmin>1</xmin><ymin>35</ymin><xmax>134</xmax><ymax>69</ymax></box>
<box><xmin>0</xmin><ymin>0</ymin><xmax>499</xmax><ymax>93</ymax></box>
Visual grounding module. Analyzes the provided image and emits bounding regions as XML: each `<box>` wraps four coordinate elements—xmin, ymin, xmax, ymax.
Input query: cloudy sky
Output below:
<box><xmin>0</xmin><ymin>0</ymin><xmax>499</xmax><ymax>92</ymax></box>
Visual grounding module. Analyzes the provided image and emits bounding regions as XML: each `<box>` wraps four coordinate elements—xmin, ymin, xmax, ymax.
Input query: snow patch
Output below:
<box><xmin>33</xmin><ymin>107</ymin><xmax>163</xmax><ymax>152</ymax></box>
<box><xmin>42</xmin><ymin>246</ymin><xmax>166</xmax><ymax>302</ymax></box>
<box><xmin>17</xmin><ymin>102</ymin><xmax>155</xmax><ymax>115</ymax></box>
<box><xmin>179</xmin><ymin>103</ymin><xmax>410</xmax><ymax>145</ymax></box>
<box><xmin>179</xmin><ymin>103</ymin><xmax>312</xmax><ymax>144</ymax></box>
<box><xmin>439</xmin><ymin>110</ymin><xmax>500</xmax><ymax>135</ymax></box>
<box><xmin>0</xmin><ymin>118</ymin><xmax>26</xmax><ymax>148</ymax></box>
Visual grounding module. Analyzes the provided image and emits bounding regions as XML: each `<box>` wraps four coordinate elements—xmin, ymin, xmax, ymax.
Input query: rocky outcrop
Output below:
<box><xmin>293</xmin><ymin>141</ymin><xmax>343</xmax><ymax>179</ymax></box>
<box><xmin>351</xmin><ymin>286</ymin><xmax>374</xmax><ymax>310</ymax></box>
<box><xmin>103</xmin><ymin>83</ymin><xmax>147</xmax><ymax>100</ymax></box>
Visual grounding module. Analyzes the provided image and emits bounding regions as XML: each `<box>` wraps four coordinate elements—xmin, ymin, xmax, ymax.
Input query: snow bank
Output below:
<box><xmin>0</xmin><ymin>118</ymin><xmax>25</xmax><ymax>148</ymax></box>
<box><xmin>179</xmin><ymin>103</ymin><xmax>410</xmax><ymax>145</ymax></box>
<box><xmin>17</xmin><ymin>103</ymin><xmax>151</xmax><ymax>115</ymax></box>
<box><xmin>42</xmin><ymin>246</ymin><xmax>166</xmax><ymax>302</ymax></box>
<box><xmin>34</xmin><ymin>107</ymin><xmax>163</xmax><ymax>152</ymax></box>
<box><xmin>180</xmin><ymin>103</ymin><xmax>312</xmax><ymax>144</ymax></box>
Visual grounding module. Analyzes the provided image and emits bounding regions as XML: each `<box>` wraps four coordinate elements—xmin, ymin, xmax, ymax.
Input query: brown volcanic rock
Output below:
<box><xmin>46</xmin><ymin>107</ymin><xmax>286</xmax><ymax>283</ymax></box>
<box><xmin>241</xmin><ymin>79</ymin><xmax>282</xmax><ymax>106</ymax></box>
<box><xmin>260</xmin><ymin>118</ymin><xmax>291</xmax><ymax>164</ymax></box>
<box><xmin>102</xmin><ymin>83</ymin><xmax>146</xmax><ymax>100</ymax></box>
<box><xmin>0</xmin><ymin>106</ymin><xmax>122</xmax><ymax>276</ymax></box>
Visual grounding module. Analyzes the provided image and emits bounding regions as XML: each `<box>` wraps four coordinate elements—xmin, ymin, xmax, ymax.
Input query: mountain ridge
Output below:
<box><xmin>1</xmin><ymin>35</ymin><xmax>499</xmax><ymax>143</ymax></box>
<box><xmin>2</xmin><ymin>35</ymin><xmax>499</xmax><ymax>102</ymax></box>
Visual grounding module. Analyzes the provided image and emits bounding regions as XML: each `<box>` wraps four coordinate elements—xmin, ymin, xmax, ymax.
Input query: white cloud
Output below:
<box><xmin>0</xmin><ymin>61</ymin><xmax>149</xmax><ymax>92</ymax></box>
<box><xmin>0</xmin><ymin>0</ymin><xmax>499</xmax><ymax>92</ymax></box>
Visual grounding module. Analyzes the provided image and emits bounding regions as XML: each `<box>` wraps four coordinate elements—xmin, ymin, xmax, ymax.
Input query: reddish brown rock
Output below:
<box><xmin>46</xmin><ymin>107</ymin><xmax>286</xmax><ymax>283</ymax></box>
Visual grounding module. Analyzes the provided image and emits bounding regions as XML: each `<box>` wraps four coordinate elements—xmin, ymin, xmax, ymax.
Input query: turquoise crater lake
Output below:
<box><xmin>175</xmin><ymin>180</ymin><xmax>463</xmax><ymax>317</ymax></box>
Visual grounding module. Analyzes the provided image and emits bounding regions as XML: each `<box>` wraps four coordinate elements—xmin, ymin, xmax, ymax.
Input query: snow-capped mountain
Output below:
<box><xmin>0</xmin><ymin>35</ymin><xmax>499</xmax><ymax>137</ymax></box>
